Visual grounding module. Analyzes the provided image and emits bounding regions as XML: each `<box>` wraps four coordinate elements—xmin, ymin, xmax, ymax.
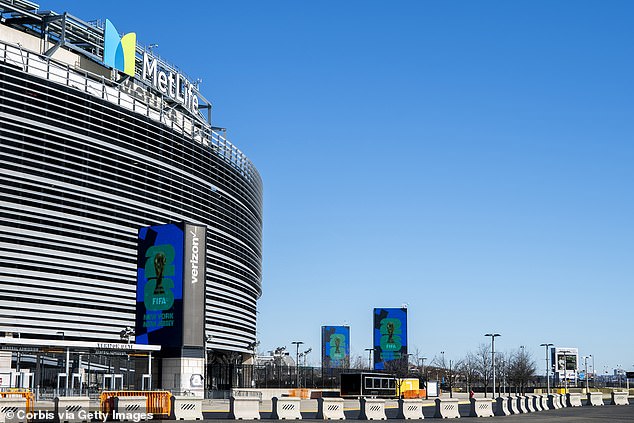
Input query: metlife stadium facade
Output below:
<box><xmin>0</xmin><ymin>0</ymin><xmax>263</xmax><ymax>389</ymax></box>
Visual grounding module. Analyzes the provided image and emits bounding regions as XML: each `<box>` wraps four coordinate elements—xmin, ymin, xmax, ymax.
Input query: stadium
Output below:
<box><xmin>0</xmin><ymin>0</ymin><xmax>263</xmax><ymax>394</ymax></box>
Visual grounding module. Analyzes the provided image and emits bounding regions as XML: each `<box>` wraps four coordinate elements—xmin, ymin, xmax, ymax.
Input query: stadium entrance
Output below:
<box><xmin>0</xmin><ymin>336</ymin><xmax>160</xmax><ymax>399</ymax></box>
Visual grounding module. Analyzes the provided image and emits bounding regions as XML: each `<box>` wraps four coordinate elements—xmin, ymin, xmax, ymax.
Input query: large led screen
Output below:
<box><xmin>135</xmin><ymin>223</ymin><xmax>185</xmax><ymax>347</ymax></box>
<box><xmin>322</xmin><ymin>326</ymin><xmax>350</xmax><ymax>368</ymax></box>
<box><xmin>373</xmin><ymin>307</ymin><xmax>407</xmax><ymax>370</ymax></box>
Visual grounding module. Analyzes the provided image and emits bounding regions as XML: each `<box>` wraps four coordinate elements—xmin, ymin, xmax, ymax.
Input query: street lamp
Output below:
<box><xmin>583</xmin><ymin>356</ymin><xmax>591</xmax><ymax>393</ymax></box>
<box><xmin>365</xmin><ymin>348</ymin><xmax>373</xmax><ymax>370</ymax></box>
<box><xmin>291</xmin><ymin>341</ymin><xmax>304</xmax><ymax>388</ymax></box>
<box><xmin>303</xmin><ymin>348</ymin><xmax>312</xmax><ymax>367</ymax></box>
<box><xmin>540</xmin><ymin>343</ymin><xmax>553</xmax><ymax>395</ymax></box>
<box><xmin>204</xmin><ymin>334</ymin><xmax>213</xmax><ymax>397</ymax></box>
<box><xmin>485</xmin><ymin>333</ymin><xmax>501</xmax><ymax>398</ymax></box>
<box><xmin>419</xmin><ymin>357</ymin><xmax>427</xmax><ymax>399</ymax></box>
<box><xmin>120</xmin><ymin>327</ymin><xmax>134</xmax><ymax>390</ymax></box>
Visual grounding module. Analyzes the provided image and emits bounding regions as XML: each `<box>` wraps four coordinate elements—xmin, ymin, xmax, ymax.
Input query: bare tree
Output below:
<box><xmin>350</xmin><ymin>355</ymin><xmax>367</xmax><ymax>370</ymax></box>
<box><xmin>458</xmin><ymin>351</ymin><xmax>480</xmax><ymax>393</ymax></box>
<box><xmin>430</xmin><ymin>354</ymin><xmax>448</xmax><ymax>384</ymax></box>
<box><xmin>495</xmin><ymin>351</ymin><xmax>511</xmax><ymax>395</ymax></box>
<box><xmin>475</xmin><ymin>343</ymin><xmax>492</xmax><ymax>397</ymax></box>
<box><xmin>508</xmin><ymin>347</ymin><xmax>536</xmax><ymax>395</ymax></box>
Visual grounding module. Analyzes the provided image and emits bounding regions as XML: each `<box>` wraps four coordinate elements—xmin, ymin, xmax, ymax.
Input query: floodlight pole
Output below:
<box><xmin>485</xmin><ymin>333</ymin><xmax>500</xmax><ymax>398</ymax></box>
<box><xmin>291</xmin><ymin>341</ymin><xmax>304</xmax><ymax>388</ymax></box>
<box><xmin>540</xmin><ymin>343</ymin><xmax>554</xmax><ymax>395</ymax></box>
<box><xmin>365</xmin><ymin>348</ymin><xmax>373</xmax><ymax>370</ymax></box>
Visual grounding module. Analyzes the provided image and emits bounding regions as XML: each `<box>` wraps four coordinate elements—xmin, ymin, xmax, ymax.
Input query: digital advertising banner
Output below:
<box><xmin>322</xmin><ymin>326</ymin><xmax>350</xmax><ymax>368</ymax></box>
<box><xmin>373</xmin><ymin>307</ymin><xmax>408</xmax><ymax>370</ymax></box>
<box><xmin>135</xmin><ymin>222</ymin><xmax>206</xmax><ymax>348</ymax></box>
<box><xmin>552</xmin><ymin>347</ymin><xmax>578</xmax><ymax>381</ymax></box>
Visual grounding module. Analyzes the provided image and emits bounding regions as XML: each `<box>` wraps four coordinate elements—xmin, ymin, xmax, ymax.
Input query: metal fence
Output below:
<box><xmin>207</xmin><ymin>364</ymin><xmax>372</xmax><ymax>390</ymax></box>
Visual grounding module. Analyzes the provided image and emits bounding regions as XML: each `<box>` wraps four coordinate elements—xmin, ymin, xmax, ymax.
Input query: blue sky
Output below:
<box><xmin>46</xmin><ymin>1</ymin><xmax>633</xmax><ymax>374</ymax></box>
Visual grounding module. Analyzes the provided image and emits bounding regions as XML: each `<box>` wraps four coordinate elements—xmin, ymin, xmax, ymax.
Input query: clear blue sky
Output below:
<box><xmin>46</xmin><ymin>1</ymin><xmax>633</xmax><ymax>375</ymax></box>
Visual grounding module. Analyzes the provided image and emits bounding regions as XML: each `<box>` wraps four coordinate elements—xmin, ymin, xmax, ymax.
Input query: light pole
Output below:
<box><xmin>303</xmin><ymin>348</ymin><xmax>312</xmax><ymax>367</ymax></box>
<box><xmin>365</xmin><ymin>348</ymin><xmax>373</xmax><ymax>370</ymax></box>
<box><xmin>204</xmin><ymin>334</ymin><xmax>213</xmax><ymax>396</ymax></box>
<box><xmin>448</xmin><ymin>359</ymin><xmax>453</xmax><ymax>398</ymax></box>
<box><xmin>583</xmin><ymin>356</ymin><xmax>591</xmax><ymax>393</ymax></box>
<box><xmin>440</xmin><ymin>351</ymin><xmax>445</xmax><ymax>386</ymax></box>
<box><xmin>485</xmin><ymin>333</ymin><xmax>500</xmax><ymax>398</ymax></box>
<box><xmin>592</xmin><ymin>355</ymin><xmax>597</xmax><ymax>388</ymax></box>
<box><xmin>540</xmin><ymin>343</ymin><xmax>553</xmax><ymax>395</ymax></box>
<box><xmin>291</xmin><ymin>341</ymin><xmax>303</xmax><ymax>388</ymax></box>
<box><xmin>120</xmin><ymin>327</ymin><xmax>133</xmax><ymax>390</ymax></box>
<box><xmin>420</xmin><ymin>357</ymin><xmax>428</xmax><ymax>399</ymax></box>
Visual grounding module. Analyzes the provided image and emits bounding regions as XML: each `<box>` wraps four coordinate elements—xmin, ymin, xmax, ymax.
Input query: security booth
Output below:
<box><xmin>340</xmin><ymin>372</ymin><xmax>398</xmax><ymax>398</ymax></box>
<box><xmin>0</xmin><ymin>337</ymin><xmax>160</xmax><ymax>398</ymax></box>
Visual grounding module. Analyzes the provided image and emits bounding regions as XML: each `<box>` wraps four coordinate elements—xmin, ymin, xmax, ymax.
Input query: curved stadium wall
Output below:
<box><xmin>0</xmin><ymin>34</ymin><xmax>263</xmax><ymax>356</ymax></box>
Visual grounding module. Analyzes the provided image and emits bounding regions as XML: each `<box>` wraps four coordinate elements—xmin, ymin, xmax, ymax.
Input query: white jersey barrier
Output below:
<box><xmin>536</xmin><ymin>395</ymin><xmax>546</xmax><ymax>411</ymax></box>
<box><xmin>528</xmin><ymin>395</ymin><xmax>541</xmax><ymax>411</ymax></box>
<box><xmin>586</xmin><ymin>392</ymin><xmax>604</xmax><ymax>407</ymax></box>
<box><xmin>611</xmin><ymin>391</ymin><xmax>628</xmax><ymax>406</ymax></box>
<box><xmin>54</xmin><ymin>397</ymin><xmax>91</xmax><ymax>423</ymax></box>
<box><xmin>494</xmin><ymin>397</ymin><xmax>510</xmax><ymax>416</ymax></box>
<box><xmin>567</xmin><ymin>393</ymin><xmax>582</xmax><ymax>407</ymax></box>
<box><xmin>170</xmin><ymin>396</ymin><xmax>203</xmax><ymax>420</ymax></box>
<box><xmin>316</xmin><ymin>398</ymin><xmax>345</xmax><ymax>420</ymax></box>
<box><xmin>229</xmin><ymin>396</ymin><xmax>261</xmax><ymax>420</ymax></box>
<box><xmin>397</xmin><ymin>399</ymin><xmax>424</xmax><ymax>420</ymax></box>
<box><xmin>358</xmin><ymin>398</ymin><xmax>386</xmax><ymax>421</ymax></box>
<box><xmin>272</xmin><ymin>397</ymin><xmax>302</xmax><ymax>420</ymax></box>
<box><xmin>469</xmin><ymin>398</ymin><xmax>493</xmax><ymax>417</ymax></box>
<box><xmin>507</xmin><ymin>396</ymin><xmax>519</xmax><ymax>415</ymax></box>
<box><xmin>547</xmin><ymin>394</ymin><xmax>561</xmax><ymax>409</ymax></box>
<box><xmin>559</xmin><ymin>394</ymin><xmax>567</xmax><ymax>408</ymax></box>
<box><xmin>0</xmin><ymin>397</ymin><xmax>27</xmax><ymax>423</ymax></box>
<box><xmin>114</xmin><ymin>397</ymin><xmax>148</xmax><ymax>421</ymax></box>
<box><xmin>433</xmin><ymin>398</ymin><xmax>460</xmax><ymax>419</ymax></box>
<box><xmin>516</xmin><ymin>397</ymin><xmax>528</xmax><ymax>414</ymax></box>
<box><xmin>524</xmin><ymin>396</ymin><xmax>535</xmax><ymax>413</ymax></box>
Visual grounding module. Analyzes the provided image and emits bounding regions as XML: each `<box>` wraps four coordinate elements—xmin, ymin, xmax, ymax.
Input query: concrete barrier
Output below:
<box><xmin>547</xmin><ymin>394</ymin><xmax>561</xmax><ymax>409</ymax></box>
<box><xmin>316</xmin><ymin>398</ymin><xmax>345</xmax><ymax>420</ymax></box>
<box><xmin>0</xmin><ymin>397</ymin><xmax>27</xmax><ymax>423</ymax></box>
<box><xmin>114</xmin><ymin>396</ymin><xmax>148</xmax><ymax>421</ymax></box>
<box><xmin>358</xmin><ymin>398</ymin><xmax>386</xmax><ymax>421</ymax></box>
<box><xmin>230</xmin><ymin>396</ymin><xmax>261</xmax><ymax>420</ymax></box>
<box><xmin>433</xmin><ymin>398</ymin><xmax>460</xmax><ymax>419</ymax></box>
<box><xmin>469</xmin><ymin>398</ymin><xmax>493</xmax><ymax>417</ymax></box>
<box><xmin>524</xmin><ymin>396</ymin><xmax>535</xmax><ymax>412</ymax></box>
<box><xmin>533</xmin><ymin>395</ymin><xmax>544</xmax><ymax>411</ymax></box>
<box><xmin>559</xmin><ymin>394</ymin><xmax>567</xmax><ymax>408</ymax></box>
<box><xmin>494</xmin><ymin>397</ymin><xmax>510</xmax><ymax>416</ymax></box>
<box><xmin>507</xmin><ymin>396</ymin><xmax>520</xmax><ymax>415</ymax></box>
<box><xmin>567</xmin><ymin>393</ymin><xmax>582</xmax><ymax>407</ymax></box>
<box><xmin>526</xmin><ymin>394</ymin><xmax>542</xmax><ymax>411</ymax></box>
<box><xmin>611</xmin><ymin>391</ymin><xmax>629</xmax><ymax>406</ymax></box>
<box><xmin>396</xmin><ymin>399</ymin><xmax>424</xmax><ymax>420</ymax></box>
<box><xmin>272</xmin><ymin>397</ymin><xmax>302</xmax><ymax>420</ymax></box>
<box><xmin>586</xmin><ymin>392</ymin><xmax>604</xmax><ymax>407</ymax></box>
<box><xmin>516</xmin><ymin>397</ymin><xmax>528</xmax><ymax>414</ymax></box>
<box><xmin>170</xmin><ymin>396</ymin><xmax>203</xmax><ymax>420</ymax></box>
<box><xmin>54</xmin><ymin>397</ymin><xmax>91</xmax><ymax>423</ymax></box>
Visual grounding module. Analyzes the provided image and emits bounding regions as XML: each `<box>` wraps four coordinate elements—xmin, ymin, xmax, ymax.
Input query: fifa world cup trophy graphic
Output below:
<box><xmin>153</xmin><ymin>252</ymin><xmax>167</xmax><ymax>295</ymax></box>
<box><xmin>334</xmin><ymin>336</ymin><xmax>341</xmax><ymax>354</ymax></box>
<box><xmin>387</xmin><ymin>321</ymin><xmax>395</xmax><ymax>344</ymax></box>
